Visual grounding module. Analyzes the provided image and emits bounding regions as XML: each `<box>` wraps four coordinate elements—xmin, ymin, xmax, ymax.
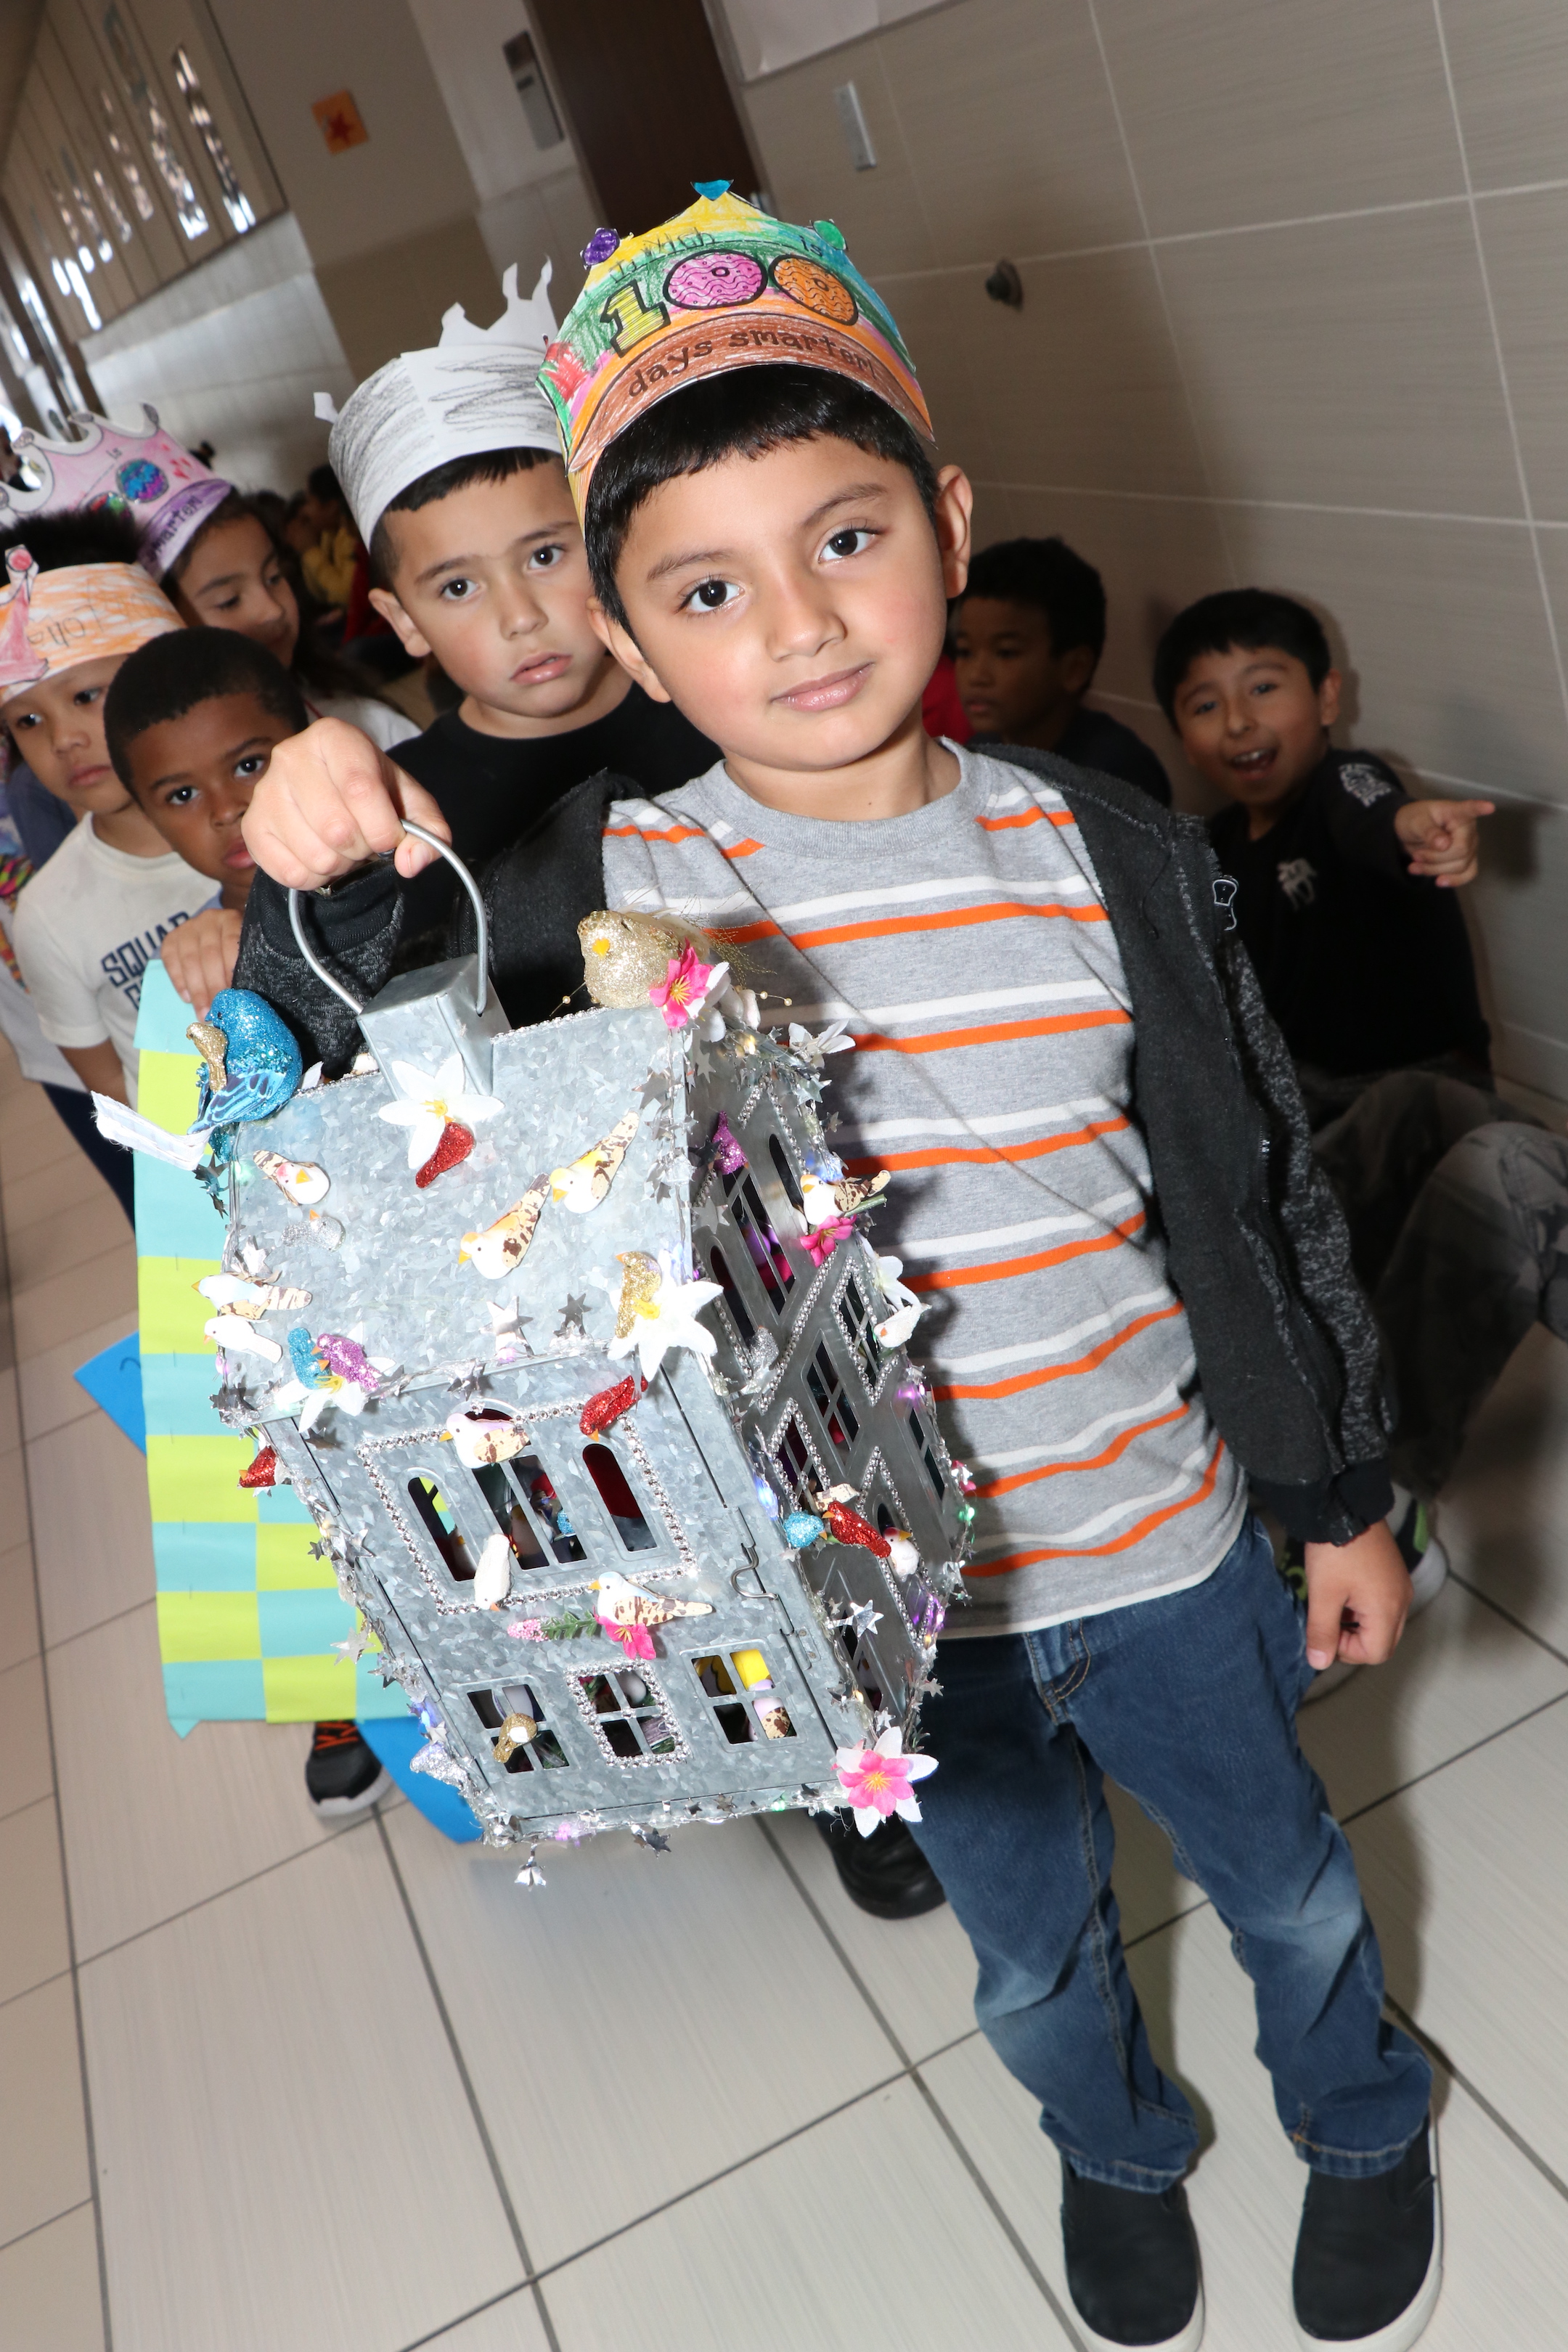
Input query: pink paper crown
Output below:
<box><xmin>0</xmin><ymin>405</ymin><xmax>231</xmax><ymax>580</ymax></box>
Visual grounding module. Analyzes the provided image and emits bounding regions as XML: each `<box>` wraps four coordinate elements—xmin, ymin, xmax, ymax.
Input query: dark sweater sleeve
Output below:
<box><xmin>444</xmin><ymin>769</ymin><xmax>618</xmax><ymax>1029</ymax></box>
<box><xmin>234</xmin><ymin>864</ymin><xmax>404</xmax><ymax>1074</ymax></box>
<box><xmin>1321</xmin><ymin>755</ymin><xmax>1412</xmax><ymax>883</ymax></box>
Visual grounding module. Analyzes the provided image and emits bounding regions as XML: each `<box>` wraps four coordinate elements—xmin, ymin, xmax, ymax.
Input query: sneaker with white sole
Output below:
<box><xmin>304</xmin><ymin>1720</ymin><xmax>390</xmax><ymax>1816</ymax></box>
<box><xmin>1061</xmin><ymin>2162</ymin><xmax>1205</xmax><ymax>2351</ymax></box>
<box><xmin>1292</xmin><ymin>2121</ymin><xmax>1442</xmax><ymax>2350</ymax></box>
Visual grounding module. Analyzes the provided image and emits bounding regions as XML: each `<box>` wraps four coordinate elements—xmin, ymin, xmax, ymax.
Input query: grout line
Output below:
<box><xmin>73</xmin><ymin>1803</ymin><xmax>387</xmax><ymax>1972</ymax></box>
<box><xmin>0</xmin><ymin>1159</ymin><xmax>115</xmax><ymax>2348</ymax></box>
<box><xmin>1338</xmin><ymin>1687</ymin><xmax>1568</xmax><ymax>1829</ymax></box>
<box><xmin>372</xmin><ymin>1812</ymin><xmax>560</xmax><ymax>2352</ymax></box>
<box><xmin>42</xmin><ymin>1593</ymin><xmax>158</xmax><ymax>1658</ymax></box>
<box><xmin>398</xmin><ymin>2283</ymin><xmax>539</xmax><ymax>2352</ymax></box>
<box><xmin>1384</xmin><ymin>1995</ymin><xmax>1568</xmax><ymax>2208</ymax></box>
<box><xmin>752</xmin><ymin>1823</ymin><xmax>1087</xmax><ymax>2343</ymax></box>
<box><xmin>0</xmin><ymin>2197</ymin><xmax>95</xmax><ymax>2261</ymax></box>
<box><xmin>905</xmin><ymin>2065</ymin><xmax>1089</xmax><ymax>2351</ymax></box>
<box><xmin>0</xmin><ymin>1963</ymin><xmax>71</xmax><ymax>2017</ymax></box>
<box><xmin>1079</xmin><ymin>0</ymin><xmax>1240</xmax><ymax>588</ymax></box>
<box><xmin>1447</xmin><ymin>1568</ymin><xmax>1568</xmax><ymax>1673</ymax></box>
<box><xmin>1430</xmin><ymin>0</ymin><xmax>1568</xmax><ymax>737</ymax></box>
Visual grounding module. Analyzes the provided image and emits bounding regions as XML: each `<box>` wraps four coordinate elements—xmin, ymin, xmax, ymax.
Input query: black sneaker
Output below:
<box><xmin>305</xmin><ymin>1720</ymin><xmax>391</xmax><ymax>1816</ymax></box>
<box><xmin>812</xmin><ymin>1808</ymin><xmax>947</xmax><ymax>1919</ymax></box>
<box><xmin>1061</xmin><ymin>2162</ymin><xmax>1204</xmax><ymax>2351</ymax></box>
<box><xmin>1292</xmin><ymin>2123</ymin><xmax>1442</xmax><ymax>2349</ymax></box>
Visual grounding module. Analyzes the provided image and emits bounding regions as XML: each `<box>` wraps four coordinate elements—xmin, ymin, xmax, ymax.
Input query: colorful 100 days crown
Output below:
<box><xmin>0</xmin><ymin>406</ymin><xmax>230</xmax><ymax>581</ymax></box>
<box><xmin>542</xmin><ymin>184</ymin><xmax>933</xmax><ymax>521</ymax></box>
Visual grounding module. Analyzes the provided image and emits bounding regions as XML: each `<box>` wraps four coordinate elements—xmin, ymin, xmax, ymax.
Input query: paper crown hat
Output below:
<box><xmin>0</xmin><ymin>407</ymin><xmax>232</xmax><ymax>581</ymax></box>
<box><xmin>0</xmin><ymin>547</ymin><xmax>183</xmax><ymax>710</ymax></box>
<box><xmin>542</xmin><ymin>183</ymin><xmax>932</xmax><ymax>521</ymax></box>
<box><xmin>315</xmin><ymin>263</ymin><xmax>561</xmax><ymax>547</ymax></box>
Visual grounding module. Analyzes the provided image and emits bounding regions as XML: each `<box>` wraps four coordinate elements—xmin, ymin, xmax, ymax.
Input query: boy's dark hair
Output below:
<box><xmin>306</xmin><ymin>462</ymin><xmax>343</xmax><ymax>509</ymax></box>
<box><xmin>0</xmin><ymin>506</ymin><xmax>147</xmax><ymax>573</ymax></box>
<box><xmin>162</xmin><ymin>486</ymin><xmax>252</xmax><ymax>587</ymax></box>
<box><xmin>1153</xmin><ymin>589</ymin><xmax>1332</xmax><ymax>723</ymax></box>
<box><xmin>584</xmin><ymin>367</ymin><xmax>940</xmax><ymax>632</ymax></box>
<box><xmin>104</xmin><ymin>627</ymin><xmax>308</xmax><ymax>788</ymax></box>
<box><xmin>959</xmin><ymin>536</ymin><xmax>1107</xmax><ymax>662</ymax></box>
<box><xmin>367</xmin><ymin>446</ymin><xmax>559</xmax><ymax>592</ymax></box>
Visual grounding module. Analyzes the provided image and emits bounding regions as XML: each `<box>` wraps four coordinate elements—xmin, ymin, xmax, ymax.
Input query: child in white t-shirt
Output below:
<box><xmin>1</xmin><ymin>515</ymin><xmax>210</xmax><ymax>1110</ymax></box>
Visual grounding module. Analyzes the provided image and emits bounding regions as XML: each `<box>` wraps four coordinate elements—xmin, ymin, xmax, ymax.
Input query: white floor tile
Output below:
<box><xmin>1442</xmin><ymin>1323</ymin><xmax>1568</xmax><ymax>1656</ymax></box>
<box><xmin>49</xmin><ymin>1601</ymin><xmax>339</xmax><ymax>1960</ymax></box>
<box><xmin>383</xmin><ymin>1805</ymin><xmax>903</xmax><ymax>2272</ymax></box>
<box><xmin>922</xmin><ymin>1898</ymin><xmax>1568</xmax><ymax>2350</ymax></box>
<box><xmin>0</xmin><ymin>1653</ymin><xmax>52</xmax><ymax>1823</ymax></box>
<box><xmin>0</xmin><ymin>2203</ymin><xmax>104</xmax><ymax>2351</ymax></box>
<box><xmin>0</xmin><ymin>1364</ymin><xmax>20</xmax><ymax>1456</ymax></box>
<box><xmin>19</xmin><ymin>1312</ymin><xmax>137</xmax><ymax>1445</ymax></box>
<box><xmin>539</xmin><ymin>2076</ymin><xmax>1072</xmax><ymax>2351</ymax></box>
<box><xmin>0</xmin><ymin>1797</ymin><xmax>69</xmax><ymax>2006</ymax></box>
<box><xmin>30</xmin><ymin>1414</ymin><xmax>154</xmax><ymax>1651</ymax></box>
<box><xmin>1299</xmin><ymin>1572</ymin><xmax>1568</xmax><ymax>1821</ymax></box>
<box><xmin>10</xmin><ymin>1248</ymin><xmax>138</xmax><ymax>1367</ymax></box>
<box><xmin>0</xmin><ymin>1085</ymin><xmax>83</xmax><ymax>1185</ymax></box>
<box><xmin>3</xmin><ymin>1139</ymin><xmax>118</xmax><ymax>1249</ymax></box>
<box><xmin>1349</xmin><ymin>1696</ymin><xmax>1568</xmax><ymax>2181</ymax></box>
<box><xmin>80</xmin><ymin>1828</ymin><xmax>523</xmax><ymax>2352</ymax></box>
<box><xmin>0</xmin><ymin>1535</ymin><xmax>39</xmax><ymax>1673</ymax></box>
<box><xmin>407</xmin><ymin>2288</ymin><xmax>552</xmax><ymax>2351</ymax></box>
<box><xmin>0</xmin><ymin>1976</ymin><xmax>89</xmax><ymax>2251</ymax></box>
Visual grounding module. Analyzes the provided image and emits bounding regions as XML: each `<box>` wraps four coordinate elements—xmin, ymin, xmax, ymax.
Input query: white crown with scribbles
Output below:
<box><xmin>316</xmin><ymin>263</ymin><xmax>562</xmax><ymax>545</ymax></box>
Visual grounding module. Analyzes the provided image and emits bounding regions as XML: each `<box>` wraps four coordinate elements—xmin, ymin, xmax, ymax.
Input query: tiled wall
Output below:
<box><xmin>740</xmin><ymin>0</ymin><xmax>1568</xmax><ymax>1095</ymax></box>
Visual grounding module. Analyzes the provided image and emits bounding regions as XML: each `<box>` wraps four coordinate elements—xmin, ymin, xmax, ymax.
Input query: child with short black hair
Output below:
<box><xmin>1156</xmin><ymin>588</ymin><xmax>1492</xmax><ymax>1114</ymax></box>
<box><xmin>955</xmin><ymin>535</ymin><xmax>1171</xmax><ymax>804</ymax></box>
<box><xmin>240</xmin><ymin>190</ymin><xmax>1440</xmax><ymax>2351</ymax></box>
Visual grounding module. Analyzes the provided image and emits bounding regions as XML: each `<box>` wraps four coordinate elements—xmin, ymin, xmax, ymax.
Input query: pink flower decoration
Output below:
<box><xmin>801</xmin><ymin>1215</ymin><xmax>854</xmax><ymax>1267</ymax></box>
<box><xmin>507</xmin><ymin>1618</ymin><xmax>544</xmax><ymax>1642</ymax></box>
<box><xmin>648</xmin><ymin>943</ymin><xmax>727</xmax><ymax>1031</ymax></box>
<box><xmin>834</xmin><ymin>1728</ymin><xmax>938</xmax><ymax>1837</ymax></box>
<box><xmin>599</xmin><ymin>1615</ymin><xmax>656</xmax><ymax>1660</ymax></box>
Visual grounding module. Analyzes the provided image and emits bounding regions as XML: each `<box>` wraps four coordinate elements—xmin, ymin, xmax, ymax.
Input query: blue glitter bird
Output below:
<box><xmin>187</xmin><ymin>989</ymin><xmax>303</xmax><ymax>1137</ymax></box>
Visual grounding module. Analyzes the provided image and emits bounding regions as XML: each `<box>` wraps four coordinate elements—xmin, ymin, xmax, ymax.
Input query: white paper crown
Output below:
<box><xmin>317</xmin><ymin>263</ymin><xmax>561</xmax><ymax>546</ymax></box>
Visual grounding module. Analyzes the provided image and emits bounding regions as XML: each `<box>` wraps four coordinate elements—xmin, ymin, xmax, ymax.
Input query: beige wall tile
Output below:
<box><xmin>741</xmin><ymin>48</ymin><xmax>936</xmax><ymax>280</ymax></box>
<box><xmin>1477</xmin><ymin>187</ymin><xmax>1568</xmax><ymax>525</ymax></box>
<box><xmin>315</xmin><ymin>214</ymin><xmax>502</xmax><ymax>380</ymax></box>
<box><xmin>873</xmin><ymin>267</ymin><xmax>998</xmax><ymax>478</ymax></box>
<box><xmin>0</xmin><ymin>1540</ymin><xmax>39</xmax><ymax>1675</ymax></box>
<box><xmin>0</xmin><ymin>2205</ymin><xmax>103</xmax><ymax>2352</ymax></box>
<box><xmin>1442</xmin><ymin>0</ymin><xmax>1568</xmax><ymax>193</ymax></box>
<box><xmin>0</xmin><ymin>1977</ymin><xmax>89</xmax><ymax>2251</ymax></box>
<box><xmin>961</xmin><ymin>246</ymin><xmax>1210</xmax><ymax>497</ymax></box>
<box><xmin>1096</xmin><ymin>0</ymin><xmax>1463</xmax><ymax>239</ymax></box>
<box><xmin>1458</xmin><ymin>798</ymin><xmax>1568</xmax><ymax>1095</ymax></box>
<box><xmin>1228</xmin><ymin>506</ymin><xmax>1568</xmax><ymax>802</ymax></box>
<box><xmin>29</xmin><ymin>1414</ymin><xmax>153</xmax><ymax>1653</ymax></box>
<box><xmin>0</xmin><ymin>1655</ymin><xmax>52</xmax><ymax>1825</ymax></box>
<box><xmin>0</xmin><ymin>1797</ymin><xmax>70</xmax><ymax>2006</ymax></box>
<box><xmin>876</xmin><ymin>0</ymin><xmax>1144</xmax><ymax>264</ymax></box>
<box><xmin>1159</xmin><ymin>206</ymin><xmax>1522</xmax><ymax>514</ymax></box>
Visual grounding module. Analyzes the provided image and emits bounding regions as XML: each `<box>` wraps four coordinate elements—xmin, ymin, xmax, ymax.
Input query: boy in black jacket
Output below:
<box><xmin>239</xmin><ymin>190</ymin><xmax>1437</xmax><ymax>2352</ymax></box>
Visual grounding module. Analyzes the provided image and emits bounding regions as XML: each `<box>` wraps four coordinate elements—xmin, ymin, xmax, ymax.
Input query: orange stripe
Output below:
<box><xmin>975</xmin><ymin>807</ymin><xmax>1075</xmax><ymax>831</ymax></box>
<box><xmin>906</xmin><ymin>1213</ymin><xmax>1145</xmax><ymax>1293</ymax></box>
<box><xmin>714</xmin><ymin>919</ymin><xmax>782</xmax><ymax>947</ymax></box>
<box><xmin>934</xmin><ymin>1303</ymin><xmax>1185</xmax><ymax>1402</ymax></box>
<box><xmin>854</xmin><ymin>1010</ymin><xmax>1129</xmax><ymax>1058</ymax></box>
<box><xmin>600</xmin><ymin>822</ymin><xmax>708</xmax><ymax>843</ymax></box>
<box><xmin>967</xmin><ymin>1440</ymin><xmax>1228</xmax><ymax>1576</ymax></box>
<box><xmin>845</xmin><ymin>1115</ymin><xmax>1130</xmax><ymax>1175</ymax></box>
<box><xmin>788</xmin><ymin>898</ymin><xmax>1107</xmax><ymax>950</ymax></box>
<box><xmin>977</xmin><ymin>1404</ymin><xmax>1188</xmax><ymax>1498</ymax></box>
<box><xmin>720</xmin><ymin>837</ymin><xmax>764</xmax><ymax>860</ymax></box>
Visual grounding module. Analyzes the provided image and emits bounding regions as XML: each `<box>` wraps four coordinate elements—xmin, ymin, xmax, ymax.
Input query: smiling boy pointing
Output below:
<box><xmin>241</xmin><ymin>191</ymin><xmax>1440</xmax><ymax>2352</ymax></box>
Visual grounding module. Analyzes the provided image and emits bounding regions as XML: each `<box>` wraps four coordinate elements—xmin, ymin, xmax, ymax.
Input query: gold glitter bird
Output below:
<box><xmin>495</xmin><ymin>1712</ymin><xmax>537</xmax><ymax>1764</ymax></box>
<box><xmin>186</xmin><ymin>1018</ymin><xmax>227</xmax><ymax>1093</ymax></box>
<box><xmin>613</xmin><ymin>1249</ymin><xmax>663</xmax><ymax>1337</ymax></box>
<box><xmin>579</xmin><ymin>910</ymin><xmax>710</xmax><ymax>1007</ymax></box>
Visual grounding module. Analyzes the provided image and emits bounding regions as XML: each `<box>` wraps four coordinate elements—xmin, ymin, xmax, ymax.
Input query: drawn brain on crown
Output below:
<box><xmin>664</xmin><ymin>250</ymin><xmax>766</xmax><ymax>309</ymax></box>
<box><xmin>772</xmin><ymin>256</ymin><xmax>857</xmax><ymax>324</ymax></box>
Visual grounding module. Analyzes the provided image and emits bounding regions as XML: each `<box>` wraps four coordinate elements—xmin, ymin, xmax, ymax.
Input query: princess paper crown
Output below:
<box><xmin>315</xmin><ymin>263</ymin><xmax>561</xmax><ymax>547</ymax></box>
<box><xmin>542</xmin><ymin>183</ymin><xmax>933</xmax><ymax>523</ymax></box>
<box><xmin>0</xmin><ymin>545</ymin><xmax>182</xmax><ymax>709</ymax></box>
<box><xmin>0</xmin><ymin>407</ymin><xmax>231</xmax><ymax>581</ymax></box>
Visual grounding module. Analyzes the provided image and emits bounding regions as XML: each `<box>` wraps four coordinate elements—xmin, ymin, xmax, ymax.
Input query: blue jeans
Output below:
<box><xmin>910</xmin><ymin>1514</ymin><xmax>1431</xmax><ymax>2189</ymax></box>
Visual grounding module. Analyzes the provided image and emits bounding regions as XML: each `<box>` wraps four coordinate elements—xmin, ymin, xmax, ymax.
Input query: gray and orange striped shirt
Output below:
<box><xmin>603</xmin><ymin>745</ymin><xmax>1247</xmax><ymax>1636</ymax></box>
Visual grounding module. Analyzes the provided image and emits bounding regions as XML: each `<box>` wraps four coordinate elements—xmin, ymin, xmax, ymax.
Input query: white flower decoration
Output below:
<box><xmin>788</xmin><ymin>1019</ymin><xmax>855</xmax><ymax>1069</ymax></box>
<box><xmin>873</xmin><ymin>1252</ymin><xmax>924</xmax><ymax>1348</ymax></box>
<box><xmin>377</xmin><ymin>1052</ymin><xmax>503</xmax><ymax>1169</ymax></box>
<box><xmin>605</xmin><ymin>1250</ymin><xmax>724</xmax><ymax>1382</ymax></box>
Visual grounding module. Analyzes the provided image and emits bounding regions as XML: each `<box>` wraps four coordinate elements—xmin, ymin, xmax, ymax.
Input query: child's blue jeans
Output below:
<box><xmin>909</xmin><ymin>1513</ymin><xmax>1432</xmax><ymax>2189</ymax></box>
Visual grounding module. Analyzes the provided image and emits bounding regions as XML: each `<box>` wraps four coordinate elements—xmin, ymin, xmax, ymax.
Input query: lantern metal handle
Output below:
<box><xmin>287</xmin><ymin>820</ymin><xmax>491</xmax><ymax>1016</ymax></box>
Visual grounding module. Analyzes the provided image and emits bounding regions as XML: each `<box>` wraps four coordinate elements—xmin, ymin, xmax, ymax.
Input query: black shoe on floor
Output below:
<box><xmin>305</xmin><ymin>1720</ymin><xmax>391</xmax><ymax>1816</ymax></box>
<box><xmin>812</xmin><ymin>1808</ymin><xmax>946</xmax><ymax>1919</ymax></box>
<box><xmin>1292</xmin><ymin>2122</ymin><xmax>1442</xmax><ymax>2349</ymax></box>
<box><xmin>1061</xmin><ymin>2161</ymin><xmax>1204</xmax><ymax>2351</ymax></box>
